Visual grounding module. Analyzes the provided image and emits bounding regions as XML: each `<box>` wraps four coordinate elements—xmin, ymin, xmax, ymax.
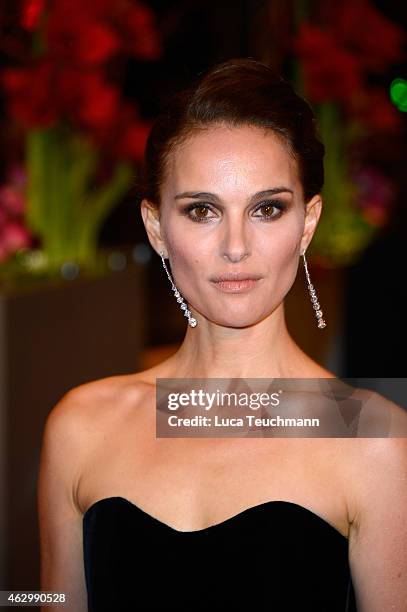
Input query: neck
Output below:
<box><xmin>168</xmin><ymin>304</ymin><xmax>325</xmax><ymax>379</ymax></box>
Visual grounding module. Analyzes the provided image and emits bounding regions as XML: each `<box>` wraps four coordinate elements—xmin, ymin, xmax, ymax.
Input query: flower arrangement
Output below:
<box><xmin>292</xmin><ymin>0</ymin><xmax>405</xmax><ymax>267</ymax></box>
<box><xmin>0</xmin><ymin>0</ymin><xmax>161</xmax><ymax>282</ymax></box>
<box><xmin>0</xmin><ymin>165</ymin><xmax>33</xmax><ymax>263</ymax></box>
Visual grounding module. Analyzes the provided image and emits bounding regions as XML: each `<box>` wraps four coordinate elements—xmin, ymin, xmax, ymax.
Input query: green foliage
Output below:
<box><xmin>25</xmin><ymin>125</ymin><xmax>133</xmax><ymax>275</ymax></box>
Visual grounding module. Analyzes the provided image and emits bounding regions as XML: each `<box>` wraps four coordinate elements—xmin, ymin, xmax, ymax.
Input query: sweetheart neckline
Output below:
<box><xmin>82</xmin><ymin>496</ymin><xmax>349</xmax><ymax>539</ymax></box>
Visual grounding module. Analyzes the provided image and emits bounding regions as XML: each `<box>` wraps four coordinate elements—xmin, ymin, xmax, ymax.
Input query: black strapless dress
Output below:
<box><xmin>83</xmin><ymin>497</ymin><xmax>357</xmax><ymax>611</ymax></box>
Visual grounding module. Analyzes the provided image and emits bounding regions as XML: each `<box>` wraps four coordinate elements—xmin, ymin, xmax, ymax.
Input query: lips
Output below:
<box><xmin>211</xmin><ymin>278</ymin><xmax>262</xmax><ymax>293</ymax></box>
<box><xmin>210</xmin><ymin>272</ymin><xmax>263</xmax><ymax>282</ymax></box>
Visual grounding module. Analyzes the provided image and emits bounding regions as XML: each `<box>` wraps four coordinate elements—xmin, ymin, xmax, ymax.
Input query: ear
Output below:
<box><xmin>140</xmin><ymin>198</ymin><xmax>168</xmax><ymax>257</ymax></box>
<box><xmin>300</xmin><ymin>194</ymin><xmax>323</xmax><ymax>254</ymax></box>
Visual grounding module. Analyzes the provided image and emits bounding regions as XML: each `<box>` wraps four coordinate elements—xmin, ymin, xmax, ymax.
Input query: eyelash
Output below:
<box><xmin>182</xmin><ymin>200</ymin><xmax>286</xmax><ymax>223</ymax></box>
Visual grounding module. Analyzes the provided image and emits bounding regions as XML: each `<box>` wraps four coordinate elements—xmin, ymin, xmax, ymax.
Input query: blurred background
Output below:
<box><xmin>0</xmin><ymin>0</ymin><xmax>406</xmax><ymax>595</ymax></box>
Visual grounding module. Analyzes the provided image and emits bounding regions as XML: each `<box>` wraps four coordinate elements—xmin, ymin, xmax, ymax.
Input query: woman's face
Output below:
<box><xmin>144</xmin><ymin>123</ymin><xmax>321</xmax><ymax>328</ymax></box>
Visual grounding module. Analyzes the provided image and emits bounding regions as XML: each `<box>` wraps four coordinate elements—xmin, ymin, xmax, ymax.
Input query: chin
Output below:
<box><xmin>209</xmin><ymin>312</ymin><xmax>264</xmax><ymax>328</ymax></box>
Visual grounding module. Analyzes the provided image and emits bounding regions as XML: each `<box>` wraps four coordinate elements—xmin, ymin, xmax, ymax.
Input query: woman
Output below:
<box><xmin>38</xmin><ymin>59</ymin><xmax>407</xmax><ymax>611</ymax></box>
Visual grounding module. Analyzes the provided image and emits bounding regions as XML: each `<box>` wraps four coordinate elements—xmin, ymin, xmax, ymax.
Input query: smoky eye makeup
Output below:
<box><xmin>180</xmin><ymin>199</ymin><xmax>289</xmax><ymax>223</ymax></box>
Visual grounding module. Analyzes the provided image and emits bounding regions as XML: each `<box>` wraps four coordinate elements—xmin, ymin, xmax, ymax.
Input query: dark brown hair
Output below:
<box><xmin>139</xmin><ymin>58</ymin><xmax>325</xmax><ymax>207</ymax></box>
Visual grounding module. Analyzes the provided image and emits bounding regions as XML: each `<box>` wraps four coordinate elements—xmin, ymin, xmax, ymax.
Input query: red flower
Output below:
<box><xmin>294</xmin><ymin>23</ymin><xmax>363</xmax><ymax>102</ymax></box>
<box><xmin>0</xmin><ymin>165</ymin><xmax>32</xmax><ymax>262</ymax></box>
<box><xmin>122</xmin><ymin>4</ymin><xmax>162</xmax><ymax>60</ymax></box>
<box><xmin>21</xmin><ymin>0</ymin><xmax>46</xmax><ymax>31</ymax></box>
<box><xmin>44</xmin><ymin>0</ymin><xmax>160</xmax><ymax>64</ymax></box>
<box><xmin>115</xmin><ymin>120</ymin><xmax>152</xmax><ymax>161</ymax></box>
<box><xmin>1</xmin><ymin>0</ymin><xmax>162</xmax><ymax>161</ymax></box>
<box><xmin>347</xmin><ymin>88</ymin><xmax>402</xmax><ymax>132</ymax></box>
<box><xmin>1</xmin><ymin>62</ymin><xmax>59</xmax><ymax>127</ymax></box>
<box><xmin>68</xmin><ymin>71</ymin><xmax>121</xmax><ymax>128</ymax></box>
<box><xmin>330</xmin><ymin>0</ymin><xmax>405</xmax><ymax>71</ymax></box>
<box><xmin>46</xmin><ymin>13</ymin><xmax>121</xmax><ymax>67</ymax></box>
<box><xmin>0</xmin><ymin>185</ymin><xmax>26</xmax><ymax>216</ymax></box>
<box><xmin>87</xmin><ymin>102</ymin><xmax>151</xmax><ymax>162</ymax></box>
<box><xmin>0</xmin><ymin>221</ymin><xmax>31</xmax><ymax>255</ymax></box>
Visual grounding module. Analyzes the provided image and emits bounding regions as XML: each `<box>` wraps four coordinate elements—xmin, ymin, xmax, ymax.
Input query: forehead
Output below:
<box><xmin>163</xmin><ymin>124</ymin><xmax>300</xmax><ymax>197</ymax></box>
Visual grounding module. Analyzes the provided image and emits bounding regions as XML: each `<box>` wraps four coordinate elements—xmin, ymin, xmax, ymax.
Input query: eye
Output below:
<box><xmin>182</xmin><ymin>200</ymin><xmax>286</xmax><ymax>223</ymax></box>
<box><xmin>183</xmin><ymin>203</ymin><xmax>217</xmax><ymax>223</ymax></box>
<box><xmin>252</xmin><ymin>200</ymin><xmax>285</xmax><ymax>221</ymax></box>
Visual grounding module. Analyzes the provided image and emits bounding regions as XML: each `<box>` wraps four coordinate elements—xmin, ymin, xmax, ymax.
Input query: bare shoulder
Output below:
<box><xmin>38</xmin><ymin>370</ymin><xmax>160</xmax><ymax>608</ymax></box>
<box><xmin>359</xmin><ymin>388</ymin><xmax>407</xmax><ymax>436</ymax></box>
<box><xmin>342</xmin><ymin>431</ymin><xmax>407</xmax><ymax>610</ymax></box>
<box><xmin>41</xmin><ymin>373</ymin><xmax>156</xmax><ymax>490</ymax></box>
<box><xmin>341</xmin><ymin>401</ymin><xmax>407</xmax><ymax>530</ymax></box>
<box><xmin>332</xmin><ymin>389</ymin><xmax>407</xmax><ymax>536</ymax></box>
<box><xmin>46</xmin><ymin>371</ymin><xmax>155</xmax><ymax>431</ymax></box>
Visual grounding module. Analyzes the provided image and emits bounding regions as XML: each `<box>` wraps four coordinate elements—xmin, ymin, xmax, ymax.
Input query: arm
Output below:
<box><xmin>37</xmin><ymin>387</ymin><xmax>90</xmax><ymax>612</ymax></box>
<box><xmin>348</xmin><ymin>437</ymin><xmax>407</xmax><ymax>611</ymax></box>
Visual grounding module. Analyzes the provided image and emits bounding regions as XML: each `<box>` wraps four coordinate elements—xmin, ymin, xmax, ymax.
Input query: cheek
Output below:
<box><xmin>256</xmin><ymin>216</ymin><xmax>303</xmax><ymax>264</ymax></box>
<box><xmin>258</xmin><ymin>220</ymin><xmax>303</xmax><ymax>302</ymax></box>
<box><xmin>164</xmin><ymin>225</ymin><xmax>202</xmax><ymax>289</ymax></box>
<box><xmin>163</xmin><ymin>216</ymin><xmax>215</xmax><ymax>277</ymax></box>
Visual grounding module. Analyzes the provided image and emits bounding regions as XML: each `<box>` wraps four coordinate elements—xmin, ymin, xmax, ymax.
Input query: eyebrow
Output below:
<box><xmin>174</xmin><ymin>187</ymin><xmax>294</xmax><ymax>201</ymax></box>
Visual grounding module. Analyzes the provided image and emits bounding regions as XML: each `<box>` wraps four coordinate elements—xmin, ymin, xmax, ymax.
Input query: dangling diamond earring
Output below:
<box><xmin>301</xmin><ymin>250</ymin><xmax>326</xmax><ymax>329</ymax></box>
<box><xmin>160</xmin><ymin>250</ymin><xmax>197</xmax><ymax>328</ymax></box>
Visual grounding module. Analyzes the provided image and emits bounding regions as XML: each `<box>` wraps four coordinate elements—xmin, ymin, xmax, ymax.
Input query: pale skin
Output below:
<box><xmin>38</xmin><ymin>124</ymin><xmax>407</xmax><ymax>611</ymax></box>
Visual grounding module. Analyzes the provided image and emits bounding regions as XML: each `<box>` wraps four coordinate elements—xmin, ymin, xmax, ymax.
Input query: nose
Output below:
<box><xmin>220</xmin><ymin>214</ymin><xmax>251</xmax><ymax>263</ymax></box>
